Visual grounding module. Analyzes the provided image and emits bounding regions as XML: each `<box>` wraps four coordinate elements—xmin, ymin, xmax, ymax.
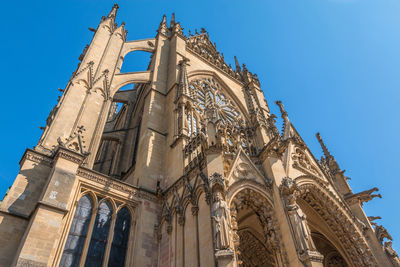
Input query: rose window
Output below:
<box><xmin>189</xmin><ymin>78</ymin><xmax>242</xmax><ymax>126</ymax></box>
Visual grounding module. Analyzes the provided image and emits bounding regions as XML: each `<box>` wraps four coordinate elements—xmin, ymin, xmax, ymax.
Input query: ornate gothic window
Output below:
<box><xmin>85</xmin><ymin>200</ymin><xmax>113</xmax><ymax>266</ymax></box>
<box><xmin>60</xmin><ymin>194</ymin><xmax>93</xmax><ymax>267</ymax></box>
<box><xmin>108</xmin><ymin>207</ymin><xmax>132</xmax><ymax>267</ymax></box>
<box><xmin>187</xmin><ymin>77</ymin><xmax>257</xmax><ymax>155</ymax></box>
<box><xmin>189</xmin><ymin>78</ymin><xmax>242</xmax><ymax>127</ymax></box>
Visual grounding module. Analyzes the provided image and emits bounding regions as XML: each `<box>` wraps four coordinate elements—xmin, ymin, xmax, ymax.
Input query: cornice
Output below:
<box><xmin>20</xmin><ymin>149</ymin><xmax>53</xmax><ymax>167</ymax></box>
<box><xmin>77</xmin><ymin>167</ymin><xmax>158</xmax><ymax>202</ymax></box>
<box><xmin>54</xmin><ymin>147</ymin><xmax>86</xmax><ymax>165</ymax></box>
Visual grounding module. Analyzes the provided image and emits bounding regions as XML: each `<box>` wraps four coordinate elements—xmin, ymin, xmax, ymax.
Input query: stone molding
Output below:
<box><xmin>76</xmin><ymin>167</ymin><xmax>158</xmax><ymax>202</ymax></box>
<box><xmin>20</xmin><ymin>149</ymin><xmax>53</xmax><ymax>167</ymax></box>
<box><xmin>54</xmin><ymin>147</ymin><xmax>86</xmax><ymax>165</ymax></box>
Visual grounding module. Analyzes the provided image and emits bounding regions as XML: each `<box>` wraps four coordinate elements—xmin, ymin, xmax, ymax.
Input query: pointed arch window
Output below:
<box><xmin>108</xmin><ymin>207</ymin><xmax>131</xmax><ymax>267</ymax></box>
<box><xmin>187</xmin><ymin>113</ymin><xmax>192</xmax><ymax>136</ymax></box>
<box><xmin>84</xmin><ymin>200</ymin><xmax>113</xmax><ymax>266</ymax></box>
<box><xmin>60</xmin><ymin>194</ymin><xmax>93</xmax><ymax>267</ymax></box>
<box><xmin>59</xmin><ymin>194</ymin><xmax>134</xmax><ymax>267</ymax></box>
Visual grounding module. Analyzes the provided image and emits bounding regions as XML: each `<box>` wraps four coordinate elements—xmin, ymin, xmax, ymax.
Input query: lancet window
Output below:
<box><xmin>59</xmin><ymin>194</ymin><xmax>133</xmax><ymax>267</ymax></box>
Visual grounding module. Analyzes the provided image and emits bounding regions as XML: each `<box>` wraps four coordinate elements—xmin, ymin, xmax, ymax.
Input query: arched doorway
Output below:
<box><xmin>311</xmin><ymin>232</ymin><xmax>347</xmax><ymax>267</ymax></box>
<box><xmin>296</xmin><ymin>181</ymin><xmax>377</xmax><ymax>266</ymax></box>
<box><xmin>229</xmin><ymin>188</ymin><xmax>281</xmax><ymax>267</ymax></box>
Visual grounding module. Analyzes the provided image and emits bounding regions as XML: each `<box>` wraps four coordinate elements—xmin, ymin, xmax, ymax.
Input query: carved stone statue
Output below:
<box><xmin>384</xmin><ymin>241</ymin><xmax>400</xmax><ymax>266</ymax></box>
<box><xmin>212</xmin><ymin>191</ymin><xmax>231</xmax><ymax>250</ymax></box>
<box><xmin>280</xmin><ymin>177</ymin><xmax>316</xmax><ymax>253</ymax></box>
<box><xmin>287</xmin><ymin>195</ymin><xmax>316</xmax><ymax>253</ymax></box>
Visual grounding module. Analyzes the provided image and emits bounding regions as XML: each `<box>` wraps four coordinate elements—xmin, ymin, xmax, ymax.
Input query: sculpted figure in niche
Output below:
<box><xmin>212</xmin><ymin>191</ymin><xmax>232</xmax><ymax>250</ymax></box>
<box><xmin>280</xmin><ymin>178</ymin><xmax>316</xmax><ymax>253</ymax></box>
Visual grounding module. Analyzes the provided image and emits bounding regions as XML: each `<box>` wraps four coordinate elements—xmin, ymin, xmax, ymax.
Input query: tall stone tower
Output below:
<box><xmin>0</xmin><ymin>4</ymin><xmax>398</xmax><ymax>267</ymax></box>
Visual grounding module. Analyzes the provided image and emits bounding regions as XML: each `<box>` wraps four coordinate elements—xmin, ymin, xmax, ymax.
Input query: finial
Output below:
<box><xmin>188</xmin><ymin>30</ymin><xmax>192</xmax><ymax>36</ymax></box>
<box><xmin>171</xmin><ymin>13</ymin><xmax>176</xmax><ymax>27</ymax></box>
<box><xmin>158</xmin><ymin>15</ymin><xmax>168</xmax><ymax>35</ymax></box>
<box><xmin>316</xmin><ymin>132</ymin><xmax>333</xmax><ymax>160</ymax></box>
<box><xmin>275</xmin><ymin>101</ymin><xmax>289</xmax><ymax>125</ymax></box>
<box><xmin>201</xmin><ymin>28</ymin><xmax>206</xmax><ymax>34</ymax></box>
<box><xmin>242</xmin><ymin>63</ymin><xmax>248</xmax><ymax>73</ymax></box>
<box><xmin>107</xmin><ymin>3</ymin><xmax>119</xmax><ymax>18</ymax></box>
<box><xmin>234</xmin><ymin>56</ymin><xmax>241</xmax><ymax>72</ymax></box>
<box><xmin>195</xmin><ymin>29</ymin><xmax>199</xmax><ymax>35</ymax></box>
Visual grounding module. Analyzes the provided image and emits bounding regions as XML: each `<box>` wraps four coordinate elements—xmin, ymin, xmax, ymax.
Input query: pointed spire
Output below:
<box><xmin>107</xmin><ymin>4</ymin><xmax>119</xmax><ymax>18</ymax></box>
<box><xmin>316</xmin><ymin>132</ymin><xmax>333</xmax><ymax>160</ymax></box>
<box><xmin>158</xmin><ymin>14</ymin><xmax>169</xmax><ymax>35</ymax></box>
<box><xmin>234</xmin><ymin>56</ymin><xmax>241</xmax><ymax>72</ymax></box>
<box><xmin>170</xmin><ymin>13</ymin><xmax>176</xmax><ymax>27</ymax></box>
<box><xmin>275</xmin><ymin>101</ymin><xmax>289</xmax><ymax>125</ymax></box>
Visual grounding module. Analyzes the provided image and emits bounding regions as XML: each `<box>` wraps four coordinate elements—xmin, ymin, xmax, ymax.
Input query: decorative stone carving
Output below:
<box><xmin>212</xmin><ymin>191</ymin><xmax>232</xmax><ymax>250</ymax></box>
<box><xmin>238</xmin><ymin>229</ymin><xmax>276</xmax><ymax>267</ymax></box>
<box><xmin>186</xmin><ymin>30</ymin><xmax>239</xmax><ymax>82</ymax></box>
<box><xmin>209</xmin><ymin>172</ymin><xmax>225</xmax><ymax>192</ymax></box>
<box><xmin>57</xmin><ymin>125</ymin><xmax>89</xmax><ymax>156</ymax></box>
<box><xmin>368</xmin><ymin>216</ymin><xmax>381</xmax><ymax>227</ymax></box>
<box><xmin>325</xmin><ymin>252</ymin><xmax>346</xmax><ymax>267</ymax></box>
<box><xmin>384</xmin><ymin>241</ymin><xmax>400</xmax><ymax>267</ymax></box>
<box><xmin>300</xmin><ymin>184</ymin><xmax>378</xmax><ymax>266</ymax></box>
<box><xmin>292</xmin><ymin>147</ymin><xmax>324</xmax><ymax>180</ymax></box>
<box><xmin>345</xmin><ymin>187</ymin><xmax>382</xmax><ymax>206</ymax></box>
<box><xmin>280</xmin><ymin>178</ymin><xmax>317</xmax><ymax>255</ymax></box>
<box><xmin>375</xmin><ymin>225</ymin><xmax>392</xmax><ymax>244</ymax></box>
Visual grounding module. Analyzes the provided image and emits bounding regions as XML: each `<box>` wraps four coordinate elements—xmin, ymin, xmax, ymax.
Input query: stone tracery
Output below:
<box><xmin>187</xmin><ymin>77</ymin><xmax>257</xmax><ymax>157</ymax></box>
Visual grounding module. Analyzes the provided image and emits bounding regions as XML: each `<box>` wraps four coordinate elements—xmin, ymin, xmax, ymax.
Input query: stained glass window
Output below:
<box><xmin>189</xmin><ymin>78</ymin><xmax>241</xmax><ymax>126</ymax></box>
<box><xmin>84</xmin><ymin>200</ymin><xmax>113</xmax><ymax>267</ymax></box>
<box><xmin>108</xmin><ymin>207</ymin><xmax>132</xmax><ymax>267</ymax></box>
<box><xmin>60</xmin><ymin>194</ymin><xmax>93</xmax><ymax>267</ymax></box>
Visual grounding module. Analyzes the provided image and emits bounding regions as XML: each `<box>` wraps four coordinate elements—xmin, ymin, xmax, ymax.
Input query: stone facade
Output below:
<box><xmin>0</xmin><ymin>4</ymin><xmax>399</xmax><ymax>267</ymax></box>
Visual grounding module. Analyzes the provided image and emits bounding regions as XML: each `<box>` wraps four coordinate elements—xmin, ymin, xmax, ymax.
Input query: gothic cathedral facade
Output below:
<box><xmin>0</xmin><ymin>4</ymin><xmax>399</xmax><ymax>267</ymax></box>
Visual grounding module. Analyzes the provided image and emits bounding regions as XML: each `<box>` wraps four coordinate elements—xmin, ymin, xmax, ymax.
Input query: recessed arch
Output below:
<box><xmin>227</xmin><ymin>182</ymin><xmax>273</xmax><ymax>208</ymax></box>
<box><xmin>229</xmin><ymin>187</ymin><xmax>281</xmax><ymax>266</ymax></box>
<box><xmin>296</xmin><ymin>181</ymin><xmax>377</xmax><ymax>266</ymax></box>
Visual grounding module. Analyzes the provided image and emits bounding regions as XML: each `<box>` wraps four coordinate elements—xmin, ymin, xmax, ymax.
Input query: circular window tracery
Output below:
<box><xmin>189</xmin><ymin>78</ymin><xmax>242</xmax><ymax>127</ymax></box>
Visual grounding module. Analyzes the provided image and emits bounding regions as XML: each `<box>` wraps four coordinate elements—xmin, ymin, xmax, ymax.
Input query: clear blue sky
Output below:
<box><xmin>1</xmin><ymin>0</ymin><xmax>399</xmax><ymax>251</ymax></box>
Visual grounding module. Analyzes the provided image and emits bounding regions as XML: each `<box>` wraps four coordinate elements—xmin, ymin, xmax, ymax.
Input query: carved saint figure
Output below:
<box><xmin>286</xmin><ymin>193</ymin><xmax>316</xmax><ymax>253</ymax></box>
<box><xmin>280</xmin><ymin>178</ymin><xmax>316</xmax><ymax>253</ymax></box>
<box><xmin>212</xmin><ymin>191</ymin><xmax>231</xmax><ymax>250</ymax></box>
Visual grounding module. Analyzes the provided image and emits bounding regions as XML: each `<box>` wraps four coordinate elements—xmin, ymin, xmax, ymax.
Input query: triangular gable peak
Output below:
<box><xmin>285</xmin><ymin>125</ymin><xmax>329</xmax><ymax>185</ymax></box>
<box><xmin>186</xmin><ymin>29</ymin><xmax>241</xmax><ymax>83</ymax></box>
<box><xmin>275</xmin><ymin>101</ymin><xmax>330</xmax><ymax>185</ymax></box>
<box><xmin>226</xmin><ymin>147</ymin><xmax>270</xmax><ymax>187</ymax></box>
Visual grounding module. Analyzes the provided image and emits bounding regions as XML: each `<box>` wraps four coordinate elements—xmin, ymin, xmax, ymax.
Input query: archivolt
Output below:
<box><xmin>296</xmin><ymin>179</ymin><xmax>378</xmax><ymax>267</ymax></box>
